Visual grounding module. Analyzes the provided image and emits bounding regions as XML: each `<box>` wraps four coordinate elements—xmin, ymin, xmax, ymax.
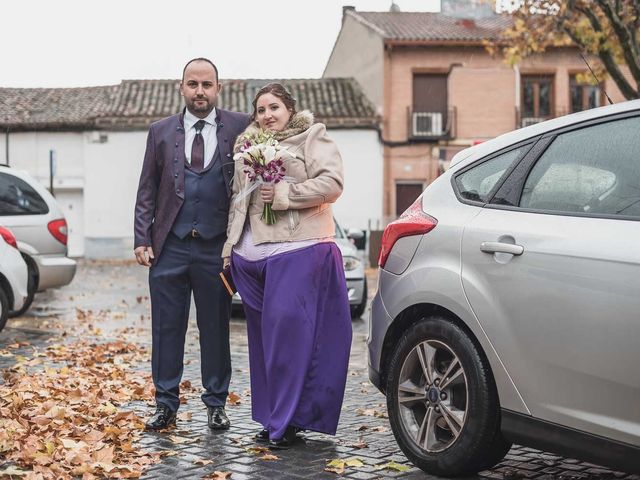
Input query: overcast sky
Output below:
<box><xmin>2</xmin><ymin>0</ymin><xmax>441</xmax><ymax>88</ymax></box>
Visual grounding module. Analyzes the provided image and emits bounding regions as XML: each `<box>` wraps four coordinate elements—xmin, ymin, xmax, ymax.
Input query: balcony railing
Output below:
<box><xmin>408</xmin><ymin>108</ymin><xmax>456</xmax><ymax>140</ymax></box>
<box><xmin>516</xmin><ymin>107</ymin><xmax>569</xmax><ymax>129</ymax></box>
<box><xmin>520</xmin><ymin>116</ymin><xmax>548</xmax><ymax>127</ymax></box>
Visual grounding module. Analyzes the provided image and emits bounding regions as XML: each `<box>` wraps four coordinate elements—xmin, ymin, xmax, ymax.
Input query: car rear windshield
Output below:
<box><xmin>0</xmin><ymin>172</ymin><xmax>49</xmax><ymax>215</ymax></box>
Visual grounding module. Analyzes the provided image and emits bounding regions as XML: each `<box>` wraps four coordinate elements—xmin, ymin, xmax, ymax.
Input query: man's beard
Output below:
<box><xmin>188</xmin><ymin>97</ymin><xmax>213</xmax><ymax>115</ymax></box>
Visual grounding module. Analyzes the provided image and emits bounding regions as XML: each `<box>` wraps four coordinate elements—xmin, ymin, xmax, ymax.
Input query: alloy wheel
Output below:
<box><xmin>396</xmin><ymin>339</ymin><xmax>468</xmax><ymax>453</ymax></box>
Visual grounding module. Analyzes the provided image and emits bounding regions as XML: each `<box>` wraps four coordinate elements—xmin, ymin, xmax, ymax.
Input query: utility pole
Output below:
<box><xmin>49</xmin><ymin>149</ymin><xmax>56</xmax><ymax>197</ymax></box>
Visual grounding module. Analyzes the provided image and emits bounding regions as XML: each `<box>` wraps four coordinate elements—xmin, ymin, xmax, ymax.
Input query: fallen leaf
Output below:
<box><xmin>259</xmin><ymin>454</ymin><xmax>279</xmax><ymax>461</ymax></box>
<box><xmin>202</xmin><ymin>472</ymin><xmax>232</xmax><ymax>479</ymax></box>
<box><xmin>177</xmin><ymin>411</ymin><xmax>192</xmax><ymax>422</ymax></box>
<box><xmin>325</xmin><ymin>459</ymin><xmax>345</xmax><ymax>474</ymax></box>
<box><xmin>355</xmin><ymin>408</ymin><xmax>387</xmax><ymax>418</ymax></box>
<box><xmin>375</xmin><ymin>461</ymin><xmax>411</xmax><ymax>472</ymax></box>
<box><xmin>371</xmin><ymin>426</ymin><xmax>388</xmax><ymax>432</ymax></box>
<box><xmin>245</xmin><ymin>446</ymin><xmax>269</xmax><ymax>455</ymax></box>
<box><xmin>345</xmin><ymin>458</ymin><xmax>364</xmax><ymax>467</ymax></box>
<box><xmin>194</xmin><ymin>459</ymin><xmax>213</xmax><ymax>466</ymax></box>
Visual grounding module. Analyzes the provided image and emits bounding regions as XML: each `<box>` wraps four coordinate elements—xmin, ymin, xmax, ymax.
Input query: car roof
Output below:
<box><xmin>450</xmin><ymin>99</ymin><xmax>640</xmax><ymax>169</ymax></box>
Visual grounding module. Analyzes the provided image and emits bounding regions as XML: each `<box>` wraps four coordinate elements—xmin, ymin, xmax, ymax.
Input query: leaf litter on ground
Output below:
<box><xmin>0</xmin><ymin>336</ymin><xmax>162</xmax><ymax>479</ymax></box>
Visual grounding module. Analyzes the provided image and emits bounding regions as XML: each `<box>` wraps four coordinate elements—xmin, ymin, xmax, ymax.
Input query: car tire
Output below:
<box><xmin>386</xmin><ymin>316</ymin><xmax>508</xmax><ymax>477</ymax></box>
<box><xmin>350</xmin><ymin>277</ymin><xmax>368</xmax><ymax>319</ymax></box>
<box><xmin>478</xmin><ymin>427</ymin><xmax>512</xmax><ymax>471</ymax></box>
<box><xmin>0</xmin><ymin>286</ymin><xmax>8</xmax><ymax>332</ymax></box>
<box><xmin>8</xmin><ymin>257</ymin><xmax>37</xmax><ymax>318</ymax></box>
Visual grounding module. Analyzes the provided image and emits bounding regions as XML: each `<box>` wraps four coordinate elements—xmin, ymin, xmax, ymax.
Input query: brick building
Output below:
<box><xmin>324</xmin><ymin>5</ymin><xmax>629</xmax><ymax>221</ymax></box>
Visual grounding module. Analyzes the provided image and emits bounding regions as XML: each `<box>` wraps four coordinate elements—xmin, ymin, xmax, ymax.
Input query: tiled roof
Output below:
<box><xmin>0</xmin><ymin>78</ymin><xmax>378</xmax><ymax>131</ymax></box>
<box><xmin>0</xmin><ymin>86</ymin><xmax>114</xmax><ymax>129</ymax></box>
<box><xmin>348</xmin><ymin>10</ymin><xmax>512</xmax><ymax>42</ymax></box>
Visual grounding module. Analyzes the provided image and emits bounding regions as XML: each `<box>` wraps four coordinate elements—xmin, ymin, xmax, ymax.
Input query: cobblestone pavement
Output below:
<box><xmin>1</xmin><ymin>261</ymin><xmax>639</xmax><ymax>480</ymax></box>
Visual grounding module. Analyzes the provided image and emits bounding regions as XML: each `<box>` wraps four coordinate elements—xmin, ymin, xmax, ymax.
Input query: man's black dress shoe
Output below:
<box><xmin>145</xmin><ymin>405</ymin><xmax>176</xmax><ymax>431</ymax></box>
<box><xmin>207</xmin><ymin>406</ymin><xmax>230</xmax><ymax>430</ymax></box>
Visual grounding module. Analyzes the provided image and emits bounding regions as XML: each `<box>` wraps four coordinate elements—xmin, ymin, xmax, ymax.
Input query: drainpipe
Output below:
<box><xmin>4</xmin><ymin>128</ymin><xmax>9</xmax><ymax>166</ymax></box>
<box><xmin>514</xmin><ymin>65</ymin><xmax>521</xmax><ymax>128</ymax></box>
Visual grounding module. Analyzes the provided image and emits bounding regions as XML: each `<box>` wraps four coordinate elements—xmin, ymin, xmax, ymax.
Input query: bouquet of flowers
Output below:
<box><xmin>233</xmin><ymin>130</ymin><xmax>288</xmax><ymax>225</ymax></box>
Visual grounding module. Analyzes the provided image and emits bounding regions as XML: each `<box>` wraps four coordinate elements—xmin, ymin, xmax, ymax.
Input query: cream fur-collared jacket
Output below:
<box><xmin>221</xmin><ymin>110</ymin><xmax>344</xmax><ymax>259</ymax></box>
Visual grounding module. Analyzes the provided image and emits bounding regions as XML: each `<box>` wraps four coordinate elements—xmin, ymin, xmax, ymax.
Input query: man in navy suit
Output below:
<box><xmin>134</xmin><ymin>58</ymin><xmax>251</xmax><ymax>430</ymax></box>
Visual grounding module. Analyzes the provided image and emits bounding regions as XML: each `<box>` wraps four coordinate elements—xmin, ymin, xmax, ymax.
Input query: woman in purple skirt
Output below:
<box><xmin>222</xmin><ymin>83</ymin><xmax>352</xmax><ymax>449</ymax></box>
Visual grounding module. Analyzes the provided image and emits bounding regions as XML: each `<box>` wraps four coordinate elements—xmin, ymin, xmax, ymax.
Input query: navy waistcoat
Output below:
<box><xmin>171</xmin><ymin>147</ymin><xmax>229</xmax><ymax>240</ymax></box>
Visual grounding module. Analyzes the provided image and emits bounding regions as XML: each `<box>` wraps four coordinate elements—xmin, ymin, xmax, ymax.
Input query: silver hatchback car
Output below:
<box><xmin>0</xmin><ymin>166</ymin><xmax>77</xmax><ymax>316</ymax></box>
<box><xmin>368</xmin><ymin>100</ymin><xmax>640</xmax><ymax>476</ymax></box>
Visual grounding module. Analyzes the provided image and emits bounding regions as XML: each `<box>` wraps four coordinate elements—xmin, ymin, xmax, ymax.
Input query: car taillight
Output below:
<box><xmin>47</xmin><ymin>219</ymin><xmax>68</xmax><ymax>245</ymax></box>
<box><xmin>0</xmin><ymin>226</ymin><xmax>18</xmax><ymax>250</ymax></box>
<box><xmin>378</xmin><ymin>198</ymin><xmax>437</xmax><ymax>268</ymax></box>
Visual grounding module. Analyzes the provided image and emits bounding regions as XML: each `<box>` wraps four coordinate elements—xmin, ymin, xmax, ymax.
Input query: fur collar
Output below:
<box><xmin>234</xmin><ymin>110</ymin><xmax>314</xmax><ymax>153</ymax></box>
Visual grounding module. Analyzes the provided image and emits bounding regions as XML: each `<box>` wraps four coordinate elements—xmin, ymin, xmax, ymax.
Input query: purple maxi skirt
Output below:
<box><xmin>231</xmin><ymin>242</ymin><xmax>352</xmax><ymax>440</ymax></box>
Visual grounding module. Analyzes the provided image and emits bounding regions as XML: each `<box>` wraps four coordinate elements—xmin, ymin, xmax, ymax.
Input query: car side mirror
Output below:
<box><xmin>347</xmin><ymin>228</ymin><xmax>364</xmax><ymax>240</ymax></box>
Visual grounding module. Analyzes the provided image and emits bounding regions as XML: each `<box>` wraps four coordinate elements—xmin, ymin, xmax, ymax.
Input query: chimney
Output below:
<box><xmin>342</xmin><ymin>5</ymin><xmax>355</xmax><ymax>24</ymax></box>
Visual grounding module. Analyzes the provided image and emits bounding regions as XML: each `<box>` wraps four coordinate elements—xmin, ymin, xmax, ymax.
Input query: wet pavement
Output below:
<box><xmin>1</xmin><ymin>260</ymin><xmax>638</xmax><ymax>479</ymax></box>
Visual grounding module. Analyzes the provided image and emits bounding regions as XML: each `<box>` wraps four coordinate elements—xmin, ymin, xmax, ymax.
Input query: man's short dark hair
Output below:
<box><xmin>182</xmin><ymin>58</ymin><xmax>219</xmax><ymax>82</ymax></box>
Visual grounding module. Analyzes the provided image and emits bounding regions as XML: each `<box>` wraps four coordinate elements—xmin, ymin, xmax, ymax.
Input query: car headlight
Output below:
<box><xmin>343</xmin><ymin>256</ymin><xmax>361</xmax><ymax>271</ymax></box>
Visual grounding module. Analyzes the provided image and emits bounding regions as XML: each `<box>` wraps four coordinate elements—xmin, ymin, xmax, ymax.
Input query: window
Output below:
<box><xmin>0</xmin><ymin>173</ymin><xmax>49</xmax><ymax>215</ymax></box>
<box><xmin>412</xmin><ymin>74</ymin><xmax>448</xmax><ymax>137</ymax></box>
<box><xmin>455</xmin><ymin>146</ymin><xmax>526</xmax><ymax>203</ymax></box>
<box><xmin>522</xmin><ymin>75</ymin><xmax>554</xmax><ymax>125</ymax></box>
<box><xmin>570</xmin><ymin>75</ymin><xmax>601</xmax><ymax>113</ymax></box>
<box><xmin>520</xmin><ymin>116</ymin><xmax>640</xmax><ymax>217</ymax></box>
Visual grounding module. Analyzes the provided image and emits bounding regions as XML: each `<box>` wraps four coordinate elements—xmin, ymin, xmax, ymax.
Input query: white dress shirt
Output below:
<box><xmin>184</xmin><ymin>108</ymin><xmax>218</xmax><ymax>169</ymax></box>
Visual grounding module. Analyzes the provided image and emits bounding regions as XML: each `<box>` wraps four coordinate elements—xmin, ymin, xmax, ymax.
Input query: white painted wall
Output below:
<box><xmin>330</xmin><ymin>129</ymin><xmax>383</xmax><ymax>232</ymax></box>
<box><xmin>5</xmin><ymin>131</ymin><xmax>85</xmax><ymax>181</ymax></box>
<box><xmin>323</xmin><ymin>14</ymin><xmax>385</xmax><ymax>113</ymax></box>
<box><xmin>83</xmin><ymin>131</ymin><xmax>147</xmax><ymax>257</ymax></box>
<box><xmin>4</xmin><ymin>131</ymin><xmax>87</xmax><ymax>256</ymax></box>
<box><xmin>3</xmin><ymin>127</ymin><xmax>382</xmax><ymax>258</ymax></box>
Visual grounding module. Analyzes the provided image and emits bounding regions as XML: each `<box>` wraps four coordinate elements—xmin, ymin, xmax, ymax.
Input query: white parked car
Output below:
<box><xmin>0</xmin><ymin>226</ymin><xmax>28</xmax><ymax>331</ymax></box>
<box><xmin>0</xmin><ymin>166</ymin><xmax>77</xmax><ymax>316</ymax></box>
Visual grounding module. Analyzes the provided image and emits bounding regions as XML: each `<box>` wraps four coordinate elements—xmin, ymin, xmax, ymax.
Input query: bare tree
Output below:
<box><xmin>492</xmin><ymin>0</ymin><xmax>640</xmax><ymax>100</ymax></box>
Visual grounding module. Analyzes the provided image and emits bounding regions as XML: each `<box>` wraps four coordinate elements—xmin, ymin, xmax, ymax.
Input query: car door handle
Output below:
<box><xmin>480</xmin><ymin>242</ymin><xmax>524</xmax><ymax>256</ymax></box>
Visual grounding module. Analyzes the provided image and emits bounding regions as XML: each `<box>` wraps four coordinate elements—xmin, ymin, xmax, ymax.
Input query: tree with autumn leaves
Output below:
<box><xmin>495</xmin><ymin>0</ymin><xmax>640</xmax><ymax>100</ymax></box>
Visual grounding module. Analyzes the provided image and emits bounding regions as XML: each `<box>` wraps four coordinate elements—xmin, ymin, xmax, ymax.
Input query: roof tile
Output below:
<box><xmin>348</xmin><ymin>10</ymin><xmax>512</xmax><ymax>42</ymax></box>
<box><xmin>0</xmin><ymin>78</ymin><xmax>377</xmax><ymax>130</ymax></box>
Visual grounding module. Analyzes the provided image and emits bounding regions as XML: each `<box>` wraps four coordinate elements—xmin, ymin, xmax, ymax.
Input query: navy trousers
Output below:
<box><xmin>149</xmin><ymin>232</ymin><xmax>231</xmax><ymax>412</ymax></box>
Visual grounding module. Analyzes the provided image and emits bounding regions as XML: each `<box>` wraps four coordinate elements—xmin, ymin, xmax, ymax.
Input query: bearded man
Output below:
<box><xmin>134</xmin><ymin>58</ymin><xmax>250</xmax><ymax>430</ymax></box>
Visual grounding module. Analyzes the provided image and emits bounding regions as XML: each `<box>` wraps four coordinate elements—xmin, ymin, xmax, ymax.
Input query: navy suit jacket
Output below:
<box><xmin>134</xmin><ymin>108</ymin><xmax>251</xmax><ymax>258</ymax></box>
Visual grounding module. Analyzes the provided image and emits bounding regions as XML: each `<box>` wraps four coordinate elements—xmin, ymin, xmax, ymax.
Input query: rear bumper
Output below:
<box><xmin>33</xmin><ymin>255</ymin><xmax>77</xmax><ymax>291</ymax></box>
<box><xmin>2</xmin><ymin>249</ymin><xmax>28</xmax><ymax>311</ymax></box>
<box><xmin>367</xmin><ymin>290</ymin><xmax>392</xmax><ymax>392</ymax></box>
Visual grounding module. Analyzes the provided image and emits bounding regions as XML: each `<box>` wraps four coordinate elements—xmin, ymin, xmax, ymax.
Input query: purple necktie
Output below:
<box><xmin>191</xmin><ymin>120</ymin><xmax>206</xmax><ymax>172</ymax></box>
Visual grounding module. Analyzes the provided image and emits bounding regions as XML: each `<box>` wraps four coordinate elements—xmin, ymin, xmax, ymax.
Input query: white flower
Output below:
<box><xmin>264</xmin><ymin>145</ymin><xmax>277</xmax><ymax>163</ymax></box>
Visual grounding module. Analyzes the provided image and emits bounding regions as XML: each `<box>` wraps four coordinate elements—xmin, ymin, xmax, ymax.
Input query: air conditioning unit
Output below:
<box><xmin>413</xmin><ymin>112</ymin><xmax>443</xmax><ymax>137</ymax></box>
<box><xmin>89</xmin><ymin>131</ymin><xmax>108</xmax><ymax>143</ymax></box>
<box><xmin>521</xmin><ymin>117</ymin><xmax>546</xmax><ymax>127</ymax></box>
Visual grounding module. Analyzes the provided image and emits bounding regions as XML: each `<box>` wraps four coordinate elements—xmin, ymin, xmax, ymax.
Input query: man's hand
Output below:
<box><xmin>135</xmin><ymin>246</ymin><xmax>155</xmax><ymax>267</ymax></box>
<box><xmin>260</xmin><ymin>184</ymin><xmax>275</xmax><ymax>203</ymax></box>
<box><xmin>223</xmin><ymin>257</ymin><xmax>231</xmax><ymax>269</ymax></box>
